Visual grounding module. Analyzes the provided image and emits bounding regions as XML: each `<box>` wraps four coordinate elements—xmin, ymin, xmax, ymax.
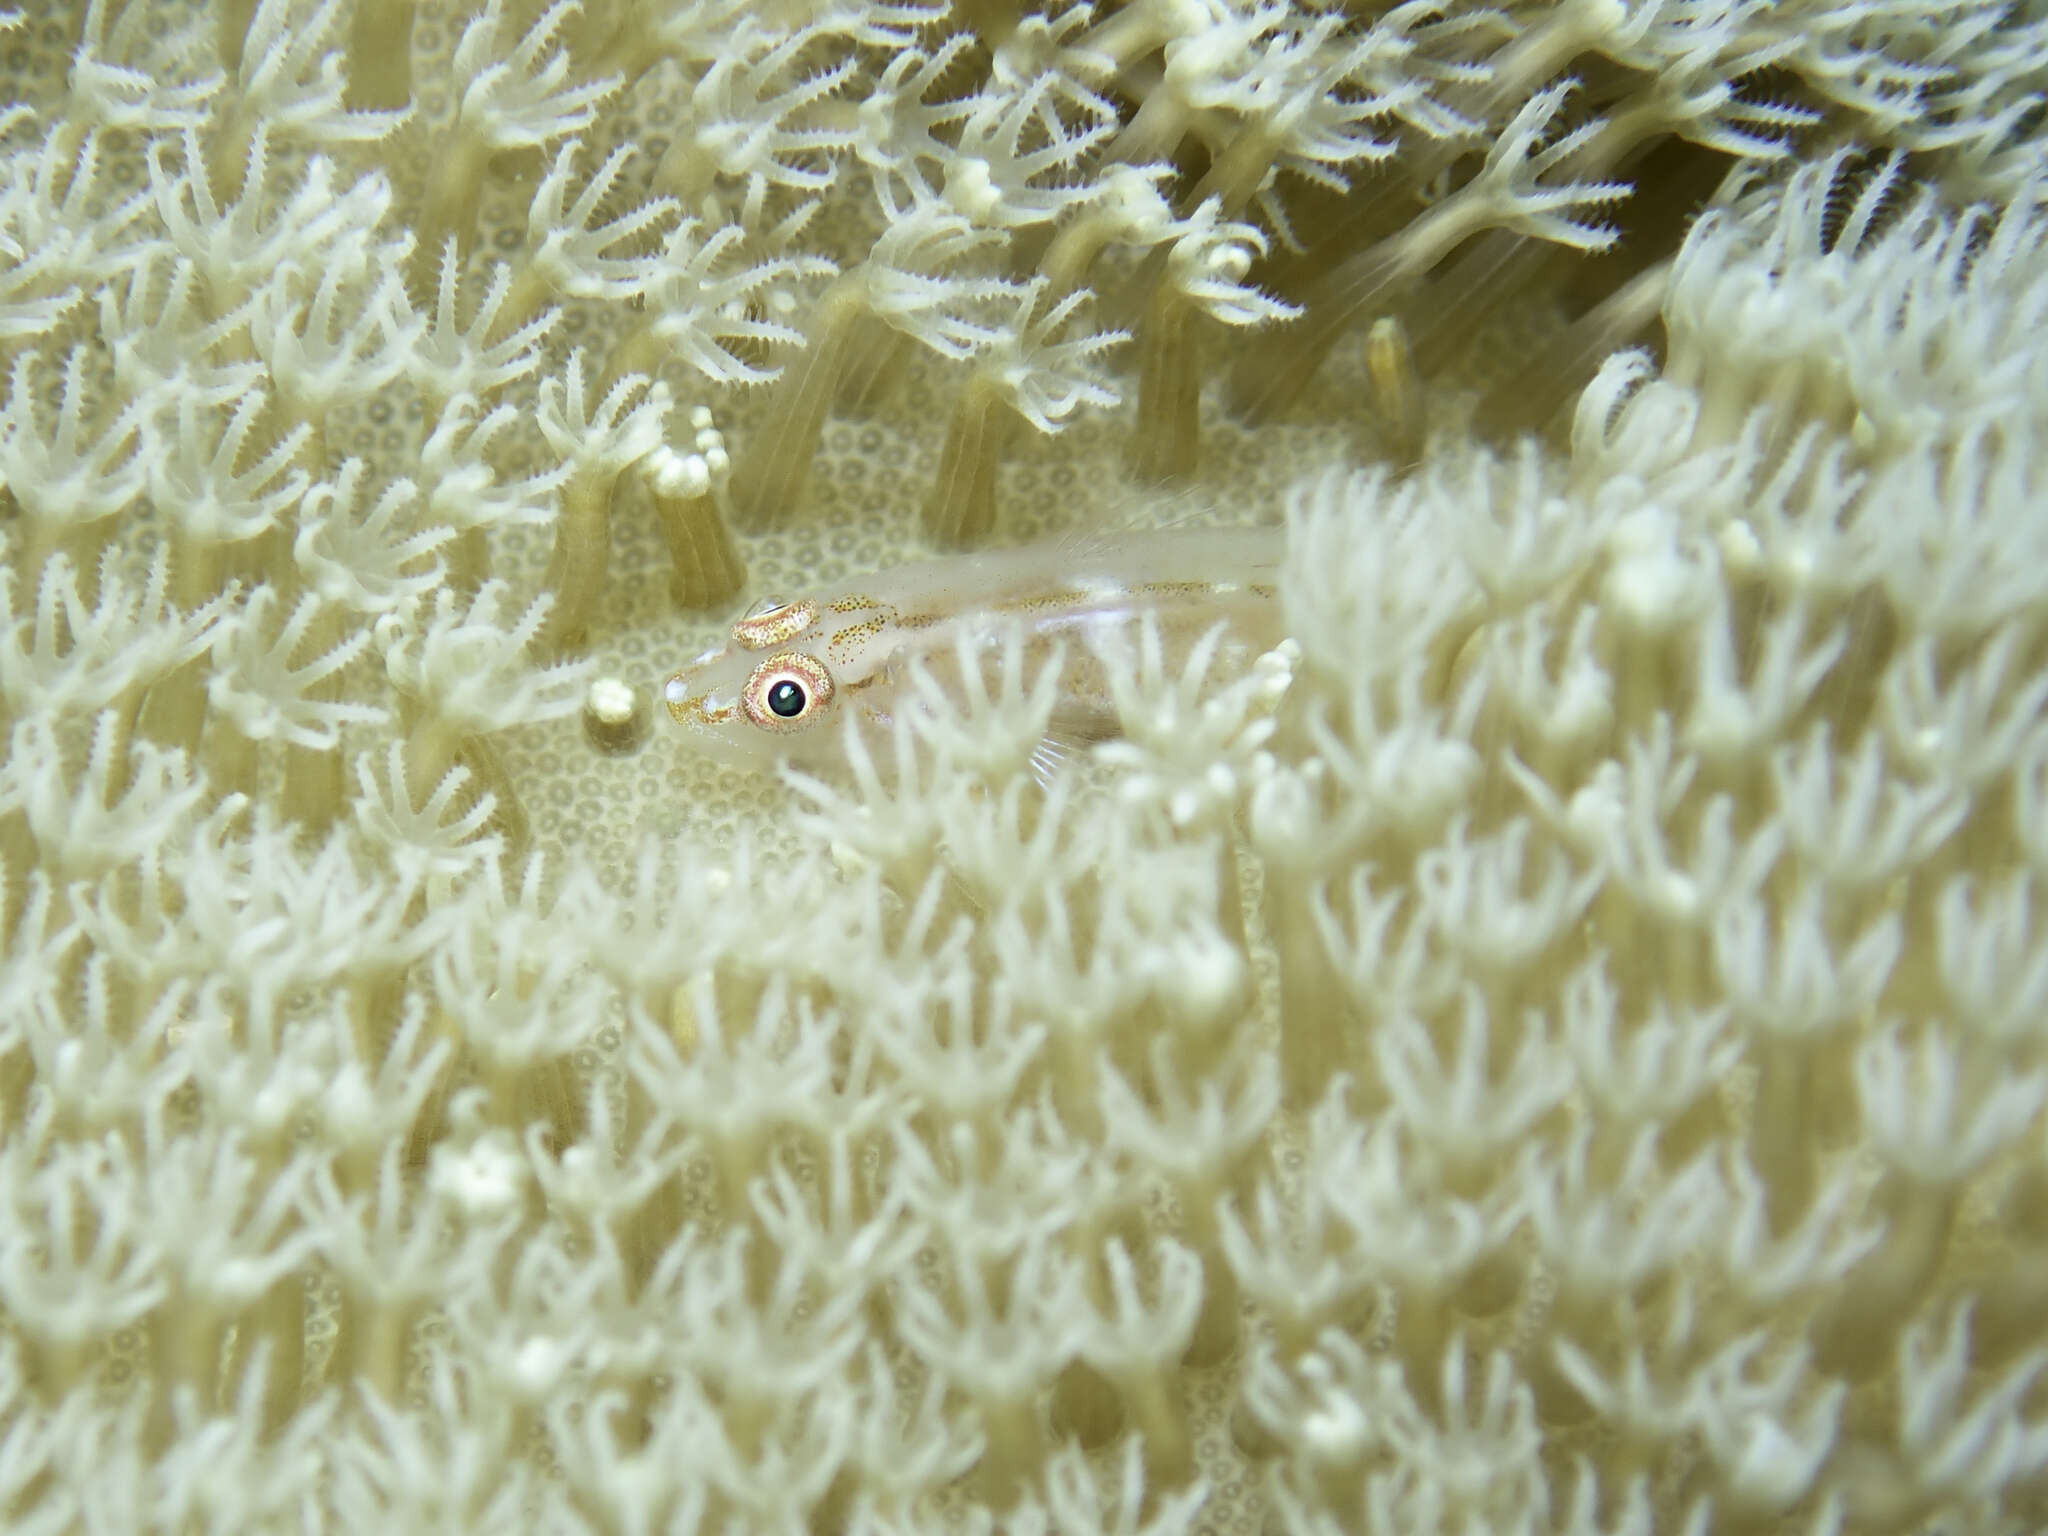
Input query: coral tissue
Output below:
<box><xmin>1</xmin><ymin>0</ymin><xmax>2047</xmax><ymax>1530</ymax></box>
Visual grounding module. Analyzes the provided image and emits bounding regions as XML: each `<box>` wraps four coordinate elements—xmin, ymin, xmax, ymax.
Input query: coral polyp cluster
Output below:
<box><xmin>2</xmin><ymin>0</ymin><xmax>2047</xmax><ymax>1529</ymax></box>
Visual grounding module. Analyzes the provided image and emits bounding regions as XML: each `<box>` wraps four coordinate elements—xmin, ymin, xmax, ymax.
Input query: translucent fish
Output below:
<box><xmin>662</xmin><ymin>527</ymin><xmax>1285</xmax><ymax>774</ymax></box>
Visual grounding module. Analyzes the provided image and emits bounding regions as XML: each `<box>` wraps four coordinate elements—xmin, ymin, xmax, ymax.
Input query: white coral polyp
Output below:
<box><xmin>377</xmin><ymin>581</ymin><xmax>587</xmax><ymax>736</ymax></box>
<box><xmin>5</xmin><ymin>3</ymin><xmax>2048</xmax><ymax>1534</ymax></box>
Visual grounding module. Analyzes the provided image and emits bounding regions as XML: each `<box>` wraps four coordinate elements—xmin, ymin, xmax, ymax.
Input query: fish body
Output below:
<box><xmin>662</xmin><ymin>527</ymin><xmax>1285</xmax><ymax>771</ymax></box>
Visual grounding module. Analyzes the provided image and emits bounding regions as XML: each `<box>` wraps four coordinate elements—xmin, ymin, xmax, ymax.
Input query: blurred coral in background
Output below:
<box><xmin>2</xmin><ymin>0</ymin><xmax>2047</xmax><ymax>1528</ymax></box>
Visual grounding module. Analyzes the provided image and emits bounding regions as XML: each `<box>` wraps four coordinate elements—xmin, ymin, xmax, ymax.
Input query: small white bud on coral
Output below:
<box><xmin>558</xmin><ymin>1144</ymin><xmax>596</xmax><ymax>1180</ymax></box>
<box><xmin>1707</xmin><ymin>1386</ymin><xmax>1845</xmax><ymax>1514</ymax></box>
<box><xmin>943</xmin><ymin>157</ymin><xmax>1001</xmax><ymax>222</ymax></box>
<box><xmin>1652</xmin><ymin>869</ymin><xmax>1701</xmax><ymax>923</ymax></box>
<box><xmin>1564</xmin><ymin>778</ymin><xmax>1621</xmax><ymax>848</ymax></box>
<box><xmin>1905</xmin><ymin>726</ymin><xmax>1946</xmax><ymax>771</ymax></box>
<box><xmin>249</xmin><ymin>1072</ymin><xmax>312</xmax><ymax>1138</ymax></box>
<box><xmin>1248</xmin><ymin>757</ymin><xmax>1325</xmax><ymax>865</ymax></box>
<box><xmin>1164</xmin><ymin>936</ymin><xmax>1246</xmax><ymax>1021</ymax></box>
<box><xmin>1717</xmin><ymin>518</ymin><xmax>1762</xmax><ymax>577</ymax></box>
<box><xmin>508</xmin><ymin>1336</ymin><xmax>574</xmax><ymax>1399</ymax></box>
<box><xmin>1120</xmin><ymin>771</ymin><xmax>1164</xmax><ymax>809</ymax></box>
<box><xmin>430</xmin><ymin>1131</ymin><xmax>527</xmax><ymax>1219</ymax></box>
<box><xmin>1207</xmin><ymin>242</ymin><xmax>1253</xmax><ymax>283</ymax></box>
<box><xmin>1255</xmin><ymin>639</ymin><xmax>1302</xmax><ymax>698</ymax></box>
<box><xmin>1604</xmin><ymin>508</ymin><xmax>1713</xmax><ymax>631</ymax></box>
<box><xmin>52</xmin><ymin>1038</ymin><xmax>86</xmax><ymax>1097</ymax></box>
<box><xmin>1554</xmin><ymin>677</ymin><xmax>1615</xmax><ymax>747</ymax></box>
<box><xmin>581</xmin><ymin>675</ymin><xmax>648</xmax><ymax>755</ymax></box>
<box><xmin>644</xmin><ymin>445</ymin><xmax>707</xmax><ymax>499</ymax></box>
<box><xmin>1100</xmin><ymin>165</ymin><xmax>1177</xmax><ymax>242</ymax></box>
<box><xmin>1781</xmin><ymin>544</ymin><xmax>1817</xmax><ymax>590</ymax></box>
<box><xmin>321</xmin><ymin>1064</ymin><xmax>378</xmax><ymax>1145</ymax></box>
<box><xmin>1298</xmin><ymin>1355</ymin><xmax>1371</xmax><ymax>1465</ymax></box>
<box><xmin>1163</xmin><ymin>31</ymin><xmax>1236</xmax><ymax>98</ymax></box>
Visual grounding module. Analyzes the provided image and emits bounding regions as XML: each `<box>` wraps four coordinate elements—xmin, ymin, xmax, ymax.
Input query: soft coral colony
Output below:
<box><xmin>3</xmin><ymin>0</ymin><xmax>2048</xmax><ymax>1527</ymax></box>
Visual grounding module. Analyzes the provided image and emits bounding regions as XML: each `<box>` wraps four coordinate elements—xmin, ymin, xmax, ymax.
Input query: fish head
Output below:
<box><xmin>661</xmin><ymin>597</ymin><xmax>848</xmax><ymax>769</ymax></box>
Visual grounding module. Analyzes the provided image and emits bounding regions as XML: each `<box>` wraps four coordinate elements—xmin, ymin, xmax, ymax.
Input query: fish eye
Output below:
<box><xmin>742</xmin><ymin>651</ymin><xmax>834</xmax><ymax>732</ymax></box>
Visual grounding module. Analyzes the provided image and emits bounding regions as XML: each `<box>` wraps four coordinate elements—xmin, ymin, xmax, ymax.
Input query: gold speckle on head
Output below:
<box><xmin>662</xmin><ymin>672</ymin><xmax>693</xmax><ymax>724</ymax></box>
<box><xmin>827</xmin><ymin>616</ymin><xmax>890</xmax><ymax>663</ymax></box>
<box><xmin>664</xmin><ymin>670</ymin><xmax>737</xmax><ymax>727</ymax></box>
<box><xmin>732</xmin><ymin>598</ymin><xmax>818</xmax><ymax>650</ymax></box>
<box><xmin>992</xmin><ymin>588</ymin><xmax>1098</xmax><ymax>615</ymax></box>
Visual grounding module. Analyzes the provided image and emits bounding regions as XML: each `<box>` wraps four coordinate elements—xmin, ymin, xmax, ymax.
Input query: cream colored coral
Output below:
<box><xmin>1</xmin><ymin>0</ymin><xmax>2047</xmax><ymax>1530</ymax></box>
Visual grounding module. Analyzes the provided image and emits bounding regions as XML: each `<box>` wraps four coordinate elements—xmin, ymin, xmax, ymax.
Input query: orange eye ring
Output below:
<box><xmin>741</xmin><ymin>652</ymin><xmax>834</xmax><ymax>732</ymax></box>
<box><xmin>732</xmin><ymin>598</ymin><xmax>817</xmax><ymax>650</ymax></box>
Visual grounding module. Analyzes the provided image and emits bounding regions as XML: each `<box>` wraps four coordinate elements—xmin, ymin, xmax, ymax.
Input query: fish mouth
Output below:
<box><xmin>662</xmin><ymin>652</ymin><xmax>741</xmax><ymax>731</ymax></box>
<box><xmin>661</xmin><ymin>669</ymin><xmax>698</xmax><ymax>724</ymax></box>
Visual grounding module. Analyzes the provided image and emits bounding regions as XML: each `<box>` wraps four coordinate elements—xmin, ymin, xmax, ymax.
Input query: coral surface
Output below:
<box><xmin>2</xmin><ymin>0</ymin><xmax>2047</xmax><ymax>1530</ymax></box>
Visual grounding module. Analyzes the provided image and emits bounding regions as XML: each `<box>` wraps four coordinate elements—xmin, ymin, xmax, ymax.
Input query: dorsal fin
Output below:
<box><xmin>1050</xmin><ymin>481</ymin><xmax>1270</xmax><ymax>564</ymax></box>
